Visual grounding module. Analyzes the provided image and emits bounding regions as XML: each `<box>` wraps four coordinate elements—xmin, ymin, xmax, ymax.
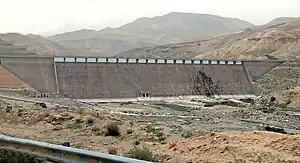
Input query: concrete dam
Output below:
<box><xmin>0</xmin><ymin>56</ymin><xmax>282</xmax><ymax>99</ymax></box>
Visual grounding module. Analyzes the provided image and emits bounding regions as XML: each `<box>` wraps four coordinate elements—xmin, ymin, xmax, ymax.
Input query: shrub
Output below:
<box><xmin>158</xmin><ymin>136</ymin><xmax>166</xmax><ymax>142</ymax></box>
<box><xmin>105</xmin><ymin>123</ymin><xmax>120</xmax><ymax>136</ymax></box>
<box><xmin>108</xmin><ymin>147</ymin><xmax>118</xmax><ymax>155</ymax></box>
<box><xmin>78</xmin><ymin>108</ymin><xmax>86</xmax><ymax>115</ymax></box>
<box><xmin>67</xmin><ymin>122</ymin><xmax>84</xmax><ymax>129</ymax></box>
<box><xmin>269</xmin><ymin>96</ymin><xmax>276</xmax><ymax>102</ymax></box>
<box><xmin>86</xmin><ymin>116</ymin><xmax>95</xmax><ymax>125</ymax></box>
<box><xmin>181</xmin><ymin>131</ymin><xmax>194</xmax><ymax>138</ymax></box>
<box><xmin>91</xmin><ymin>125</ymin><xmax>100</xmax><ymax>132</ymax></box>
<box><xmin>75</xmin><ymin>117</ymin><xmax>84</xmax><ymax>123</ymax></box>
<box><xmin>134</xmin><ymin>141</ymin><xmax>140</xmax><ymax>146</ymax></box>
<box><xmin>0</xmin><ymin>149</ymin><xmax>45</xmax><ymax>163</ymax></box>
<box><xmin>155</xmin><ymin>131</ymin><xmax>164</xmax><ymax>137</ymax></box>
<box><xmin>124</xmin><ymin>147</ymin><xmax>157</xmax><ymax>162</ymax></box>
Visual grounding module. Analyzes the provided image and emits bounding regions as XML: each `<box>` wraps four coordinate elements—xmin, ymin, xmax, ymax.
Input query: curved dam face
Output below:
<box><xmin>56</xmin><ymin>62</ymin><xmax>253</xmax><ymax>99</ymax></box>
<box><xmin>0</xmin><ymin>56</ymin><xmax>283</xmax><ymax>99</ymax></box>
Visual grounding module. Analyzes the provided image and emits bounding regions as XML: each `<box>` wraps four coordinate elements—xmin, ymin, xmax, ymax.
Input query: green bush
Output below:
<box><xmin>181</xmin><ymin>131</ymin><xmax>194</xmax><ymax>138</ymax></box>
<box><xmin>0</xmin><ymin>149</ymin><xmax>44</xmax><ymax>163</ymax></box>
<box><xmin>124</xmin><ymin>147</ymin><xmax>157</xmax><ymax>162</ymax></box>
<box><xmin>67</xmin><ymin>122</ymin><xmax>84</xmax><ymax>129</ymax></box>
<box><xmin>105</xmin><ymin>122</ymin><xmax>120</xmax><ymax>136</ymax></box>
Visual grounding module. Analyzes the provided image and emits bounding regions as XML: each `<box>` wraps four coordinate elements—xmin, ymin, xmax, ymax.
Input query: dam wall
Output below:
<box><xmin>55</xmin><ymin>58</ymin><xmax>254</xmax><ymax>99</ymax></box>
<box><xmin>0</xmin><ymin>56</ymin><xmax>57</xmax><ymax>93</ymax></box>
<box><xmin>0</xmin><ymin>56</ymin><xmax>283</xmax><ymax>99</ymax></box>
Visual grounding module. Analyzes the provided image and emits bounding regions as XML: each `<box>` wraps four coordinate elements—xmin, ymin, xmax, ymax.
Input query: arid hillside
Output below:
<box><xmin>0</xmin><ymin>33</ymin><xmax>104</xmax><ymax>56</ymax></box>
<box><xmin>117</xmin><ymin>19</ymin><xmax>300</xmax><ymax>60</ymax></box>
<box><xmin>0</xmin><ymin>33</ymin><xmax>66</xmax><ymax>56</ymax></box>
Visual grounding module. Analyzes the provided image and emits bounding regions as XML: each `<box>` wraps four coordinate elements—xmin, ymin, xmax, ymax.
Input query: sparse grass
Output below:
<box><xmin>181</xmin><ymin>131</ymin><xmax>194</xmax><ymax>138</ymax></box>
<box><xmin>146</xmin><ymin>126</ymin><xmax>166</xmax><ymax>140</ymax></box>
<box><xmin>105</xmin><ymin>122</ymin><xmax>120</xmax><ymax>136</ymax></box>
<box><xmin>67</xmin><ymin>121</ymin><xmax>84</xmax><ymax>129</ymax></box>
<box><xmin>78</xmin><ymin>108</ymin><xmax>86</xmax><ymax>115</ymax></box>
<box><xmin>155</xmin><ymin>131</ymin><xmax>164</xmax><ymax>137</ymax></box>
<box><xmin>154</xmin><ymin>103</ymin><xmax>188</xmax><ymax>111</ymax></box>
<box><xmin>86</xmin><ymin>116</ymin><xmax>95</xmax><ymax>125</ymax></box>
<box><xmin>230</xmin><ymin>152</ymin><xmax>280</xmax><ymax>163</ymax></box>
<box><xmin>124</xmin><ymin>147</ymin><xmax>157</xmax><ymax>162</ymax></box>
<box><xmin>91</xmin><ymin>125</ymin><xmax>101</xmax><ymax>132</ymax></box>
<box><xmin>75</xmin><ymin>117</ymin><xmax>84</xmax><ymax>123</ymax></box>
<box><xmin>108</xmin><ymin>147</ymin><xmax>118</xmax><ymax>155</ymax></box>
<box><xmin>119</xmin><ymin>101</ymin><xmax>134</xmax><ymax>105</ymax></box>
<box><xmin>0</xmin><ymin>149</ymin><xmax>45</xmax><ymax>163</ymax></box>
<box><xmin>158</xmin><ymin>136</ymin><xmax>166</xmax><ymax>142</ymax></box>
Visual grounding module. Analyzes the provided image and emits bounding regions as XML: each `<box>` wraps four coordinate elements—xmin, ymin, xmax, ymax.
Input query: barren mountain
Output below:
<box><xmin>0</xmin><ymin>33</ymin><xmax>67</xmax><ymax>56</ymax></box>
<box><xmin>0</xmin><ymin>33</ymin><xmax>104</xmax><ymax>56</ymax></box>
<box><xmin>48</xmin><ymin>12</ymin><xmax>254</xmax><ymax>55</ymax></box>
<box><xmin>117</xmin><ymin>19</ymin><xmax>300</xmax><ymax>60</ymax></box>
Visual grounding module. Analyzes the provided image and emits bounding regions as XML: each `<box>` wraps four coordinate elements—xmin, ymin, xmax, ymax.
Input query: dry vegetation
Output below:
<box><xmin>1</xmin><ymin>95</ymin><xmax>300</xmax><ymax>163</ymax></box>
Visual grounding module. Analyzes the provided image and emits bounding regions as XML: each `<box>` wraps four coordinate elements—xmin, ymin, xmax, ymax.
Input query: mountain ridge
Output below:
<box><xmin>116</xmin><ymin>19</ymin><xmax>300</xmax><ymax>60</ymax></box>
<box><xmin>46</xmin><ymin>12</ymin><xmax>254</xmax><ymax>55</ymax></box>
<box><xmin>1</xmin><ymin>14</ymin><xmax>298</xmax><ymax>59</ymax></box>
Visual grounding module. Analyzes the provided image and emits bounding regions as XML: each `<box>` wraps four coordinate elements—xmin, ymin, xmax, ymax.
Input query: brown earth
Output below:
<box><xmin>255</xmin><ymin>61</ymin><xmax>300</xmax><ymax>108</ymax></box>
<box><xmin>269</xmin><ymin>87</ymin><xmax>300</xmax><ymax>109</ymax></box>
<box><xmin>1</xmin><ymin>96</ymin><xmax>300</xmax><ymax>163</ymax></box>
<box><xmin>157</xmin><ymin>131</ymin><xmax>300</xmax><ymax>163</ymax></box>
<box><xmin>0</xmin><ymin>66</ymin><xmax>29</xmax><ymax>88</ymax></box>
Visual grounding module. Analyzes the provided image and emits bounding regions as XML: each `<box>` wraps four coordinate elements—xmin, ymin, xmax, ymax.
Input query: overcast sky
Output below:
<box><xmin>0</xmin><ymin>0</ymin><xmax>299</xmax><ymax>36</ymax></box>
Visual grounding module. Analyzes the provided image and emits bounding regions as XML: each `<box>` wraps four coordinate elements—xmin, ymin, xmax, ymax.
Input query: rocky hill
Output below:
<box><xmin>0</xmin><ymin>33</ymin><xmax>66</xmax><ymax>56</ymax></box>
<box><xmin>48</xmin><ymin>12</ymin><xmax>254</xmax><ymax>55</ymax></box>
<box><xmin>0</xmin><ymin>33</ymin><xmax>104</xmax><ymax>56</ymax></box>
<box><xmin>117</xmin><ymin>18</ymin><xmax>300</xmax><ymax>60</ymax></box>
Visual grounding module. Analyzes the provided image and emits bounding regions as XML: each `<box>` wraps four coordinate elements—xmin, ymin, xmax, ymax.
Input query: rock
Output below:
<box><xmin>61</xmin><ymin>142</ymin><xmax>71</xmax><ymax>147</ymax></box>
<box><xmin>154</xmin><ymin>126</ymin><xmax>163</xmax><ymax>130</ymax></box>
<box><xmin>240</xmin><ymin>98</ymin><xmax>255</xmax><ymax>104</ymax></box>
<box><xmin>265</xmin><ymin>126</ymin><xmax>287</xmax><ymax>134</ymax></box>
<box><xmin>188</xmin><ymin>147</ymin><xmax>195</xmax><ymax>151</ymax></box>
<box><xmin>210</xmin><ymin>132</ymin><xmax>216</xmax><ymax>136</ymax></box>
<box><xmin>54</xmin><ymin>105</ymin><xmax>60</xmax><ymax>110</ymax></box>
<box><xmin>35</xmin><ymin>102</ymin><xmax>47</xmax><ymax>108</ymax></box>
<box><xmin>127</xmin><ymin>129</ymin><xmax>134</xmax><ymax>134</ymax></box>
<box><xmin>134</xmin><ymin>141</ymin><xmax>140</xmax><ymax>145</ymax></box>
<box><xmin>145</xmin><ymin>123</ymin><xmax>153</xmax><ymax>130</ymax></box>
<box><xmin>168</xmin><ymin>142</ymin><xmax>176</xmax><ymax>149</ymax></box>
<box><xmin>270</xmin><ymin>96</ymin><xmax>276</xmax><ymax>102</ymax></box>
<box><xmin>18</xmin><ymin>107</ymin><xmax>24</xmax><ymax>112</ymax></box>
<box><xmin>108</xmin><ymin>147</ymin><xmax>118</xmax><ymax>155</ymax></box>
<box><xmin>53</xmin><ymin>125</ymin><xmax>65</xmax><ymax>131</ymax></box>
<box><xmin>160</xmin><ymin>141</ymin><xmax>167</xmax><ymax>145</ymax></box>
<box><xmin>6</xmin><ymin>105</ymin><xmax>12</xmax><ymax>112</ymax></box>
<box><xmin>53</xmin><ymin>114</ymin><xmax>62</xmax><ymax>120</ymax></box>
<box><xmin>204</xmin><ymin>103</ymin><xmax>215</xmax><ymax>107</ymax></box>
